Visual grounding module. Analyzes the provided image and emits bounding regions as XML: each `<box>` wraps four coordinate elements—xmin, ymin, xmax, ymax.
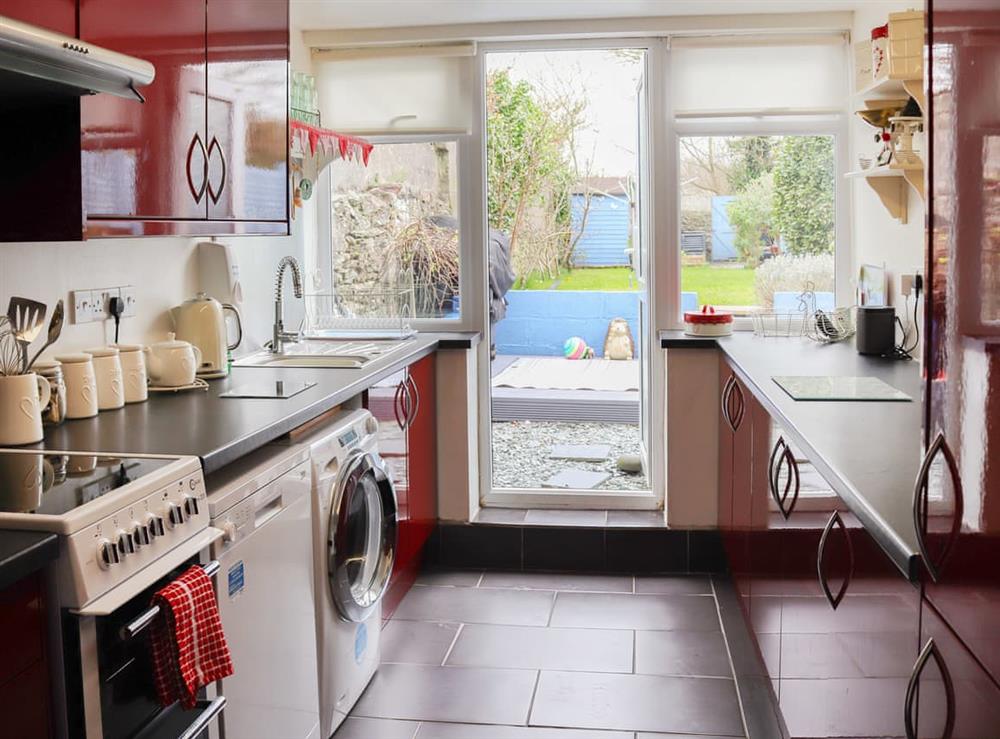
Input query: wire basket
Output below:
<box><xmin>303</xmin><ymin>288</ymin><xmax>416</xmax><ymax>339</ymax></box>
<box><xmin>750</xmin><ymin>311</ymin><xmax>808</xmax><ymax>338</ymax></box>
<box><xmin>804</xmin><ymin>306</ymin><xmax>856</xmax><ymax>343</ymax></box>
<box><xmin>751</xmin><ymin>286</ymin><xmax>856</xmax><ymax>343</ymax></box>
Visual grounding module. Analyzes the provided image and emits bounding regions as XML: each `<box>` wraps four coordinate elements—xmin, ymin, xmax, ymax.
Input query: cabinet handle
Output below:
<box><xmin>817</xmin><ymin>511</ymin><xmax>854</xmax><ymax>610</ymax></box>
<box><xmin>721</xmin><ymin>375</ymin><xmax>734</xmax><ymax>430</ymax></box>
<box><xmin>730</xmin><ymin>379</ymin><xmax>745</xmax><ymax>430</ymax></box>
<box><xmin>207</xmin><ymin>136</ymin><xmax>227</xmax><ymax>204</ymax></box>
<box><xmin>406</xmin><ymin>374</ymin><xmax>421</xmax><ymax>427</ymax></box>
<box><xmin>904</xmin><ymin>637</ymin><xmax>955</xmax><ymax>739</ymax></box>
<box><xmin>769</xmin><ymin>436</ymin><xmax>799</xmax><ymax>520</ymax></box>
<box><xmin>186</xmin><ymin>133</ymin><xmax>208</xmax><ymax>204</ymax></box>
<box><xmin>912</xmin><ymin>431</ymin><xmax>963</xmax><ymax>583</ymax></box>
<box><xmin>393</xmin><ymin>381</ymin><xmax>406</xmax><ymax>431</ymax></box>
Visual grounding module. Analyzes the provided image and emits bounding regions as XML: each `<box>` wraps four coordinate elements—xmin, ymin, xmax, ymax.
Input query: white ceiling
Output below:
<box><xmin>292</xmin><ymin>0</ymin><xmax>901</xmax><ymax>31</ymax></box>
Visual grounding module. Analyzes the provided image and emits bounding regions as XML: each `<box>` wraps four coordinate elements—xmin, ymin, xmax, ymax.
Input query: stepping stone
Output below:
<box><xmin>549</xmin><ymin>444</ymin><xmax>612</xmax><ymax>462</ymax></box>
<box><xmin>542</xmin><ymin>469</ymin><xmax>611</xmax><ymax>490</ymax></box>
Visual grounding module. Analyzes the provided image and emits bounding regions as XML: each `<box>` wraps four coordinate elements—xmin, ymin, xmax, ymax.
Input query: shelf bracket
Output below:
<box><xmin>865</xmin><ymin>175</ymin><xmax>909</xmax><ymax>223</ymax></box>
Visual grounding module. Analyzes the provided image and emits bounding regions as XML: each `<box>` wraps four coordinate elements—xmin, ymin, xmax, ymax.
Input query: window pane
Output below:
<box><xmin>327</xmin><ymin>141</ymin><xmax>460</xmax><ymax>320</ymax></box>
<box><xmin>678</xmin><ymin>135</ymin><xmax>836</xmax><ymax>317</ymax></box>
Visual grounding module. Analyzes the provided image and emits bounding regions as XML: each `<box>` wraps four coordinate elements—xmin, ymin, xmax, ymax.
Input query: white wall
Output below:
<box><xmin>849</xmin><ymin>3</ymin><xmax>925</xmax><ymax>310</ymax></box>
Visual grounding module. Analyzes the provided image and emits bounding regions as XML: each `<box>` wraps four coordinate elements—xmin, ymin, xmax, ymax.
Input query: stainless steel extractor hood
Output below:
<box><xmin>0</xmin><ymin>14</ymin><xmax>154</xmax><ymax>101</ymax></box>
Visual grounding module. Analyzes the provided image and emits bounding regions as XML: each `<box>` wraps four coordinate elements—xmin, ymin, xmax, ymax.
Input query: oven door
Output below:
<box><xmin>60</xmin><ymin>557</ymin><xmax>227</xmax><ymax>739</ymax></box>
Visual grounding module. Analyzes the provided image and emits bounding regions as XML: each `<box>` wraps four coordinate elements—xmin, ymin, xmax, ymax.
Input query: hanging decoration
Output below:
<box><xmin>289</xmin><ymin>119</ymin><xmax>373</xmax><ymax>218</ymax></box>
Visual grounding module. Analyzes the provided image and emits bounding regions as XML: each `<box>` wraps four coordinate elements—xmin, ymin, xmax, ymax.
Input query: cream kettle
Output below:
<box><xmin>170</xmin><ymin>293</ymin><xmax>242</xmax><ymax>378</ymax></box>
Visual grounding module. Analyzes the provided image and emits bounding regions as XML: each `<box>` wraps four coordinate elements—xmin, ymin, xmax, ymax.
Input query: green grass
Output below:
<box><xmin>517</xmin><ymin>265</ymin><xmax>757</xmax><ymax>306</ymax></box>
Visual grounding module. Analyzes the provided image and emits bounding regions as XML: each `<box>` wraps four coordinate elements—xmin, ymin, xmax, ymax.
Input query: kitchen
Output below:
<box><xmin>0</xmin><ymin>1</ymin><xmax>996</xmax><ymax>738</ymax></box>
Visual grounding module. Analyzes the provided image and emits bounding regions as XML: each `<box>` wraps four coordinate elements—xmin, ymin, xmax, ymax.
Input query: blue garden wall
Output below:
<box><xmin>494</xmin><ymin>291</ymin><xmax>639</xmax><ymax>357</ymax></box>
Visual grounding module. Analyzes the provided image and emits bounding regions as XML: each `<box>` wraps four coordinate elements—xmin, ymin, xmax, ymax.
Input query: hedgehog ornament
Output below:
<box><xmin>604</xmin><ymin>318</ymin><xmax>635</xmax><ymax>360</ymax></box>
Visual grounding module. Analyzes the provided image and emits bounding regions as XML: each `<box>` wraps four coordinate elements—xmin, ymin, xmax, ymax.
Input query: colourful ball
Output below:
<box><xmin>563</xmin><ymin>336</ymin><xmax>588</xmax><ymax>360</ymax></box>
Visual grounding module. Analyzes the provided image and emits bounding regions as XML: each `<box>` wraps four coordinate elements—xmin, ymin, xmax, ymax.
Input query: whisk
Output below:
<box><xmin>0</xmin><ymin>316</ymin><xmax>24</xmax><ymax>376</ymax></box>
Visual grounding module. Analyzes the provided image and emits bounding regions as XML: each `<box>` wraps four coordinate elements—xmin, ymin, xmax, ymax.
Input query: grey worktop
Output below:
<box><xmin>660</xmin><ymin>330</ymin><xmax>923</xmax><ymax>580</ymax></box>
<box><xmin>0</xmin><ymin>530</ymin><xmax>59</xmax><ymax>591</ymax></box>
<box><xmin>38</xmin><ymin>332</ymin><xmax>479</xmax><ymax>475</ymax></box>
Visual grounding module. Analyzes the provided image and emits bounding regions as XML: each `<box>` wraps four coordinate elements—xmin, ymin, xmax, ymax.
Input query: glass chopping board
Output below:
<box><xmin>772</xmin><ymin>376</ymin><xmax>912</xmax><ymax>402</ymax></box>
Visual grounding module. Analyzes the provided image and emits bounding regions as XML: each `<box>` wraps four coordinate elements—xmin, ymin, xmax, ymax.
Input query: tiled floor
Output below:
<box><xmin>334</xmin><ymin>569</ymin><xmax>747</xmax><ymax>739</ymax></box>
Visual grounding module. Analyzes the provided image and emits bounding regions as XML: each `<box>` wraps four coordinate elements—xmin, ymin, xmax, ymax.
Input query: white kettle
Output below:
<box><xmin>170</xmin><ymin>293</ymin><xmax>242</xmax><ymax>378</ymax></box>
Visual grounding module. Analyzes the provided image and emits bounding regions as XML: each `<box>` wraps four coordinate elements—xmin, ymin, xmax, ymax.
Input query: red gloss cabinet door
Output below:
<box><xmin>0</xmin><ymin>573</ymin><xmax>51</xmax><ymax>738</ymax></box>
<box><xmin>404</xmin><ymin>354</ymin><xmax>437</xmax><ymax>559</ymax></box>
<box><xmin>0</xmin><ymin>0</ymin><xmax>75</xmax><ymax>36</ymax></box>
<box><xmin>206</xmin><ymin>0</ymin><xmax>289</xmax><ymax>224</ymax></box>
<box><xmin>924</xmin><ymin>0</ymin><xmax>1000</xmax><ymax>688</ymax></box>
<box><xmin>79</xmin><ymin>0</ymin><xmax>208</xmax><ymax>224</ymax></box>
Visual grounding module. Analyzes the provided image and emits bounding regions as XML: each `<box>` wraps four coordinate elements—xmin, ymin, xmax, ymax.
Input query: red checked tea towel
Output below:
<box><xmin>148</xmin><ymin>565</ymin><xmax>233</xmax><ymax>709</ymax></box>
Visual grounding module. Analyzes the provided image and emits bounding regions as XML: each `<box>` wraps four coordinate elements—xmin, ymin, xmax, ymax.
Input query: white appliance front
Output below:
<box><xmin>206</xmin><ymin>445</ymin><xmax>321</xmax><ymax>739</ymax></box>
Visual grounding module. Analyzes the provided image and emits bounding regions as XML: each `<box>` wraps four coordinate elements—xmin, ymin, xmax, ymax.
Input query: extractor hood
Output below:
<box><xmin>0</xmin><ymin>14</ymin><xmax>154</xmax><ymax>101</ymax></box>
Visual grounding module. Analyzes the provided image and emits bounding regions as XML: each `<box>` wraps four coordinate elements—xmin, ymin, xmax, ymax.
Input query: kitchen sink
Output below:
<box><xmin>235</xmin><ymin>338</ymin><xmax>414</xmax><ymax>370</ymax></box>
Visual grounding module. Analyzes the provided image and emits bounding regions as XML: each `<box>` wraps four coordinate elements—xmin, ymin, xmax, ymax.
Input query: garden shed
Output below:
<box><xmin>570</xmin><ymin>177</ymin><xmax>631</xmax><ymax>267</ymax></box>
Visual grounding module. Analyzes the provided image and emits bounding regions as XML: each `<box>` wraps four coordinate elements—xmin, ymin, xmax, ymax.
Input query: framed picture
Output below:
<box><xmin>858</xmin><ymin>263</ymin><xmax>887</xmax><ymax>306</ymax></box>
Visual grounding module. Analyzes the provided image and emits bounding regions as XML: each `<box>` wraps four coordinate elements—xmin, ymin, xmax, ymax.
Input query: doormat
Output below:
<box><xmin>492</xmin><ymin>357</ymin><xmax>639</xmax><ymax>392</ymax></box>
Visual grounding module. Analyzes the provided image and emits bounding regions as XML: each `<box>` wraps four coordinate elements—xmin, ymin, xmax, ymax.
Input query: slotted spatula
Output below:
<box><xmin>27</xmin><ymin>299</ymin><xmax>64</xmax><ymax>372</ymax></box>
<box><xmin>6</xmin><ymin>297</ymin><xmax>47</xmax><ymax>374</ymax></box>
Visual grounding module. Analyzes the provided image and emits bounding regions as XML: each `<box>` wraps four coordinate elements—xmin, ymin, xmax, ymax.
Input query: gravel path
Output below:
<box><xmin>491</xmin><ymin>421</ymin><xmax>649</xmax><ymax>491</ymax></box>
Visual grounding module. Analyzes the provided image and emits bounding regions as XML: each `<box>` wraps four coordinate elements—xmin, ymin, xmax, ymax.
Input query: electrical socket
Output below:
<box><xmin>70</xmin><ymin>286</ymin><xmax>138</xmax><ymax>324</ymax></box>
<box><xmin>900</xmin><ymin>271</ymin><xmax>921</xmax><ymax>297</ymax></box>
<box><xmin>71</xmin><ymin>290</ymin><xmax>98</xmax><ymax>324</ymax></box>
<box><xmin>119</xmin><ymin>286</ymin><xmax>138</xmax><ymax>317</ymax></box>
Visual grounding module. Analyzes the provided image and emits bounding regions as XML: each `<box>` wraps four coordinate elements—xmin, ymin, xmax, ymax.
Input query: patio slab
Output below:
<box><xmin>549</xmin><ymin>444</ymin><xmax>612</xmax><ymax>462</ymax></box>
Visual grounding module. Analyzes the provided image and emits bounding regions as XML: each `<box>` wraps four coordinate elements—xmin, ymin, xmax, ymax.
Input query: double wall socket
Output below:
<box><xmin>71</xmin><ymin>286</ymin><xmax>138</xmax><ymax>324</ymax></box>
<box><xmin>899</xmin><ymin>270</ymin><xmax>924</xmax><ymax>297</ymax></box>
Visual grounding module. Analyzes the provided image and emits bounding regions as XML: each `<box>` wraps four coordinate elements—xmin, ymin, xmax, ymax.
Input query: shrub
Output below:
<box><xmin>772</xmin><ymin>137</ymin><xmax>835</xmax><ymax>256</ymax></box>
<box><xmin>754</xmin><ymin>253</ymin><xmax>835</xmax><ymax>309</ymax></box>
<box><xmin>726</xmin><ymin>173</ymin><xmax>774</xmax><ymax>266</ymax></box>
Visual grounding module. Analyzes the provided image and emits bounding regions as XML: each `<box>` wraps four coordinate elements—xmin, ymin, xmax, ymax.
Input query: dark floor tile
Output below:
<box><xmin>414</xmin><ymin>569</ymin><xmax>483</xmax><ymax>587</ymax></box>
<box><xmin>446</xmin><ymin>624</ymin><xmax>633</xmax><ymax>673</ymax></box>
<box><xmin>439</xmin><ymin>524</ymin><xmax>522</xmax><ymax>570</ymax></box>
<box><xmin>606</xmin><ymin>510</ymin><xmax>666</xmax><ymax>528</ymax></box>
<box><xmin>523</xmin><ymin>527</ymin><xmax>605</xmax><ymax>571</ymax></box>
<box><xmin>352</xmin><ymin>663</ymin><xmax>537</xmax><ymax>725</ymax></box>
<box><xmin>550</xmin><ymin>592</ymin><xmax>720</xmax><ymax>631</ymax></box>
<box><xmin>524</xmin><ymin>509</ymin><xmax>608</xmax><ymax>527</ymax></box>
<box><xmin>416</xmin><ymin>723</ymin><xmax>630</xmax><ymax>738</ymax></box>
<box><xmin>480</xmin><ymin>571</ymin><xmax>632</xmax><ymax>593</ymax></box>
<box><xmin>605</xmin><ymin>529</ymin><xmax>687</xmax><ymax>573</ymax></box>
<box><xmin>381</xmin><ymin>620</ymin><xmax>461</xmax><ymax>665</ymax></box>
<box><xmin>689</xmin><ymin>530</ymin><xmax>727</xmax><ymax>573</ymax></box>
<box><xmin>633</xmin><ymin>575</ymin><xmax>712</xmax><ymax>595</ymax></box>
<box><xmin>635</xmin><ymin>630</ymin><xmax>733</xmax><ymax>677</ymax></box>
<box><xmin>394</xmin><ymin>584</ymin><xmax>554</xmax><ymax>626</ymax></box>
<box><xmin>475</xmin><ymin>508</ymin><xmax>529</xmax><ymax>524</ymax></box>
<box><xmin>530</xmin><ymin>671</ymin><xmax>744</xmax><ymax>735</ymax></box>
<box><xmin>332</xmin><ymin>717</ymin><xmax>419</xmax><ymax>739</ymax></box>
<box><xmin>637</xmin><ymin>734</ymin><xmax>739</xmax><ymax>739</ymax></box>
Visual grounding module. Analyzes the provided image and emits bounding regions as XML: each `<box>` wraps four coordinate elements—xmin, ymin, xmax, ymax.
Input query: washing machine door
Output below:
<box><xmin>328</xmin><ymin>451</ymin><xmax>398</xmax><ymax>622</ymax></box>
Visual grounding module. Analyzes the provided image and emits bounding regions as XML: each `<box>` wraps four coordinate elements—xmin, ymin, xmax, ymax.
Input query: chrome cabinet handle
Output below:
<box><xmin>186</xmin><ymin>133</ymin><xmax>208</xmax><ymax>204</ymax></box>
<box><xmin>207</xmin><ymin>136</ymin><xmax>227</xmax><ymax>204</ymax></box>
<box><xmin>120</xmin><ymin>560</ymin><xmax>220</xmax><ymax>640</ymax></box>
<box><xmin>913</xmin><ymin>431</ymin><xmax>963</xmax><ymax>583</ymax></box>
<box><xmin>817</xmin><ymin>511</ymin><xmax>854</xmax><ymax>610</ymax></box>
<box><xmin>721</xmin><ymin>375</ymin><xmax>735</xmax><ymax>431</ymax></box>
<box><xmin>768</xmin><ymin>436</ymin><xmax>799</xmax><ymax>520</ymax></box>
<box><xmin>393</xmin><ymin>381</ymin><xmax>406</xmax><ymax>431</ymax></box>
<box><xmin>729</xmin><ymin>378</ymin><xmax>745</xmax><ymax>430</ymax></box>
<box><xmin>904</xmin><ymin>638</ymin><xmax>955</xmax><ymax>739</ymax></box>
<box><xmin>406</xmin><ymin>374</ymin><xmax>421</xmax><ymax>427</ymax></box>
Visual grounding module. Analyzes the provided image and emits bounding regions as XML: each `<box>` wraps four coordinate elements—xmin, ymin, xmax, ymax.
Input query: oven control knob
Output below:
<box><xmin>182</xmin><ymin>494</ymin><xmax>200</xmax><ymax>517</ymax></box>
<box><xmin>116</xmin><ymin>529</ymin><xmax>136</xmax><ymax>556</ymax></box>
<box><xmin>146</xmin><ymin>513</ymin><xmax>165</xmax><ymax>538</ymax></box>
<box><xmin>131</xmin><ymin>522</ymin><xmax>151</xmax><ymax>548</ymax></box>
<box><xmin>97</xmin><ymin>538</ymin><xmax>120</xmax><ymax>569</ymax></box>
<box><xmin>221</xmin><ymin>520</ymin><xmax>238</xmax><ymax>543</ymax></box>
<box><xmin>166</xmin><ymin>502</ymin><xmax>186</xmax><ymax>528</ymax></box>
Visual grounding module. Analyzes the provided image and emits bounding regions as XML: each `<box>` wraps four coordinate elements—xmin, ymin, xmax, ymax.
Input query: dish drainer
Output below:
<box><xmin>302</xmin><ymin>288</ymin><xmax>416</xmax><ymax>339</ymax></box>
<box><xmin>751</xmin><ymin>287</ymin><xmax>856</xmax><ymax>343</ymax></box>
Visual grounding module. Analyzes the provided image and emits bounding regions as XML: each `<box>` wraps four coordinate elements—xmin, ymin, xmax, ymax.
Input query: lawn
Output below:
<box><xmin>518</xmin><ymin>265</ymin><xmax>757</xmax><ymax>307</ymax></box>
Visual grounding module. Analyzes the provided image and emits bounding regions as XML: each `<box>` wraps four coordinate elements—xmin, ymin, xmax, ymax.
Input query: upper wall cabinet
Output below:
<box><xmin>79</xmin><ymin>0</ymin><xmax>289</xmax><ymax>237</ymax></box>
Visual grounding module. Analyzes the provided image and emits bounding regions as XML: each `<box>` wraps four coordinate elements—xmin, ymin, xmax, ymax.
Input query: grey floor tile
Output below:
<box><xmin>382</xmin><ymin>620</ymin><xmax>461</xmax><ymax>665</ymax></box>
<box><xmin>332</xmin><ymin>717</ymin><xmax>419</xmax><ymax>739</ymax></box>
<box><xmin>606</xmin><ymin>510</ymin><xmax>666</xmax><ymax>528</ymax></box>
<box><xmin>636</xmin><ymin>735</ymin><xmax>740</xmax><ymax>739</ymax></box>
<box><xmin>550</xmin><ymin>592</ymin><xmax>720</xmax><ymax>631</ymax></box>
<box><xmin>634</xmin><ymin>630</ymin><xmax>733</xmax><ymax>677</ymax></box>
<box><xmin>415</xmin><ymin>570</ymin><xmax>483</xmax><ymax>587</ymax></box>
<box><xmin>352</xmin><ymin>663</ymin><xmax>537</xmax><ymax>725</ymax></box>
<box><xmin>476</xmin><ymin>508</ymin><xmax>529</xmax><ymax>524</ymax></box>
<box><xmin>480</xmin><ymin>572</ymin><xmax>633</xmax><ymax>593</ymax></box>
<box><xmin>633</xmin><ymin>575</ymin><xmax>712</xmax><ymax>595</ymax></box>
<box><xmin>524</xmin><ymin>509</ymin><xmax>609</xmax><ymax>526</ymax></box>
<box><xmin>531</xmin><ymin>671</ymin><xmax>744</xmax><ymax>736</ymax></box>
<box><xmin>446</xmin><ymin>624</ymin><xmax>633</xmax><ymax>673</ymax></box>
<box><xmin>416</xmin><ymin>723</ymin><xmax>631</xmax><ymax>738</ymax></box>
<box><xmin>394</xmin><ymin>585</ymin><xmax>555</xmax><ymax>626</ymax></box>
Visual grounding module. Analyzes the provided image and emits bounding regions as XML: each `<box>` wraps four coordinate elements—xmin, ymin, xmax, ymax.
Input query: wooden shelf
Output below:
<box><xmin>854</xmin><ymin>76</ymin><xmax>925</xmax><ymax>113</ymax></box>
<box><xmin>846</xmin><ymin>164</ymin><xmax>924</xmax><ymax>223</ymax></box>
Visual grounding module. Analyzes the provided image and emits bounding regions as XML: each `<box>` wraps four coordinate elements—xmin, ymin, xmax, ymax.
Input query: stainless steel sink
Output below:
<box><xmin>235</xmin><ymin>338</ymin><xmax>413</xmax><ymax>369</ymax></box>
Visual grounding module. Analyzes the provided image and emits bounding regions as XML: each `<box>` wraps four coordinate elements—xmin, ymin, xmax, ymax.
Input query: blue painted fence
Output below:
<box><xmin>494</xmin><ymin>291</ymin><xmax>639</xmax><ymax>357</ymax></box>
<box><xmin>570</xmin><ymin>194</ymin><xmax>631</xmax><ymax>267</ymax></box>
<box><xmin>710</xmin><ymin>195</ymin><xmax>738</xmax><ymax>262</ymax></box>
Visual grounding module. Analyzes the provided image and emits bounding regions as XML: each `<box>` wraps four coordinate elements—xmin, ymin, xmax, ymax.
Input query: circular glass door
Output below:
<box><xmin>328</xmin><ymin>452</ymin><xmax>397</xmax><ymax>622</ymax></box>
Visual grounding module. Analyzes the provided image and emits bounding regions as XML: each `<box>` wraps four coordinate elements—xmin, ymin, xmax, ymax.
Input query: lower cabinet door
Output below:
<box><xmin>912</xmin><ymin>600</ymin><xmax>1000</xmax><ymax>738</ymax></box>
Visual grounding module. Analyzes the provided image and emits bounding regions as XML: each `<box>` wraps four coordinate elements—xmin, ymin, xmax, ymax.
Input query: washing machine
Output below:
<box><xmin>302</xmin><ymin>409</ymin><xmax>398</xmax><ymax>738</ymax></box>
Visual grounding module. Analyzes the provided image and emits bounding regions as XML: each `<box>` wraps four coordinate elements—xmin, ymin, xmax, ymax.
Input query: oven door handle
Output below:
<box><xmin>179</xmin><ymin>696</ymin><xmax>227</xmax><ymax>739</ymax></box>
<box><xmin>120</xmin><ymin>559</ymin><xmax>222</xmax><ymax>640</ymax></box>
<box><xmin>71</xmin><ymin>527</ymin><xmax>224</xmax><ymax>618</ymax></box>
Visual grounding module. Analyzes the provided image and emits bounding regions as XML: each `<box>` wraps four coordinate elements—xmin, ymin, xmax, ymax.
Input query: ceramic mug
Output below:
<box><xmin>114</xmin><ymin>344</ymin><xmax>148</xmax><ymax>403</ymax></box>
<box><xmin>56</xmin><ymin>353</ymin><xmax>99</xmax><ymax>419</ymax></box>
<box><xmin>0</xmin><ymin>373</ymin><xmax>51</xmax><ymax>445</ymax></box>
<box><xmin>86</xmin><ymin>347</ymin><xmax>125</xmax><ymax>410</ymax></box>
<box><xmin>0</xmin><ymin>453</ymin><xmax>54</xmax><ymax>512</ymax></box>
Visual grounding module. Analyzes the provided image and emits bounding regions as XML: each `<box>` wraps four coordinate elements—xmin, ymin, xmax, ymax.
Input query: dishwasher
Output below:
<box><xmin>205</xmin><ymin>444</ymin><xmax>320</xmax><ymax>739</ymax></box>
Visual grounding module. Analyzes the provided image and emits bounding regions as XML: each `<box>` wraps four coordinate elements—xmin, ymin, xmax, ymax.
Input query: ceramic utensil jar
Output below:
<box><xmin>144</xmin><ymin>334</ymin><xmax>202</xmax><ymax>388</ymax></box>
<box><xmin>33</xmin><ymin>360</ymin><xmax>67</xmax><ymax>426</ymax></box>
<box><xmin>0</xmin><ymin>372</ymin><xmax>51</xmax><ymax>445</ymax></box>
<box><xmin>114</xmin><ymin>343</ymin><xmax>148</xmax><ymax>403</ymax></box>
<box><xmin>85</xmin><ymin>347</ymin><xmax>125</xmax><ymax>410</ymax></box>
<box><xmin>55</xmin><ymin>353</ymin><xmax>99</xmax><ymax>419</ymax></box>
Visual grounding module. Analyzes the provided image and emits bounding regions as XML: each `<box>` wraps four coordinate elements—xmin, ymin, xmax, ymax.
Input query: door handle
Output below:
<box><xmin>393</xmin><ymin>381</ymin><xmax>407</xmax><ymax>431</ymax></box>
<box><xmin>904</xmin><ymin>637</ymin><xmax>955</xmax><ymax>739</ymax></box>
<box><xmin>769</xmin><ymin>436</ymin><xmax>799</xmax><ymax>520</ymax></box>
<box><xmin>186</xmin><ymin>133</ymin><xmax>208</xmax><ymax>204</ymax></box>
<box><xmin>721</xmin><ymin>375</ymin><xmax>735</xmax><ymax>431</ymax></box>
<box><xmin>207</xmin><ymin>136</ymin><xmax>227</xmax><ymax>205</ymax></box>
<box><xmin>913</xmin><ymin>431</ymin><xmax>963</xmax><ymax>583</ymax></box>
<box><xmin>405</xmin><ymin>374</ymin><xmax>421</xmax><ymax>427</ymax></box>
<box><xmin>817</xmin><ymin>511</ymin><xmax>854</xmax><ymax>610</ymax></box>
